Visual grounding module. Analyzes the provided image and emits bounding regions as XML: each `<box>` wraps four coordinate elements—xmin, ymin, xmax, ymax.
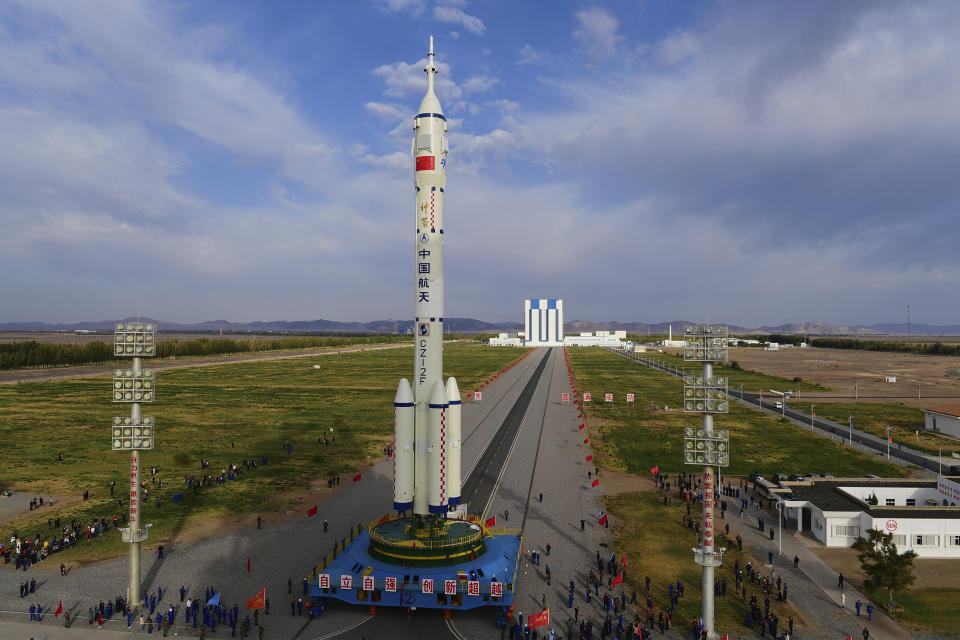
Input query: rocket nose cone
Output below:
<box><xmin>429</xmin><ymin>379</ymin><xmax>447</xmax><ymax>406</ymax></box>
<box><xmin>445</xmin><ymin>377</ymin><xmax>460</xmax><ymax>401</ymax></box>
<box><xmin>395</xmin><ymin>378</ymin><xmax>414</xmax><ymax>403</ymax></box>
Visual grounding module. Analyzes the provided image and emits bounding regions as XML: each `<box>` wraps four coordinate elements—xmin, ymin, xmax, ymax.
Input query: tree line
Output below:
<box><xmin>0</xmin><ymin>334</ymin><xmax>410</xmax><ymax>370</ymax></box>
<box><xmin>811</xmin><ymin>337</ymin><xmax>960</xmax><ymax>356</ymax></box>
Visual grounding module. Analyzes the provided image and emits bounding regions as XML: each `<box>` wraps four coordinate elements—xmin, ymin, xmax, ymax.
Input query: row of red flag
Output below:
<box><xmin>305</xmin><ymin>474</ymin><xmax>362</xmax><ymax>517</ymax></box>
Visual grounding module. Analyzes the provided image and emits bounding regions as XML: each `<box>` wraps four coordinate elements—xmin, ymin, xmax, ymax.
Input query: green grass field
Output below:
<box><xmin>862</xmin><ymin>587</ymin><xmax>960</xmax><ymax>635</ymax></box>
<box><xmin>607</xmin><ymin>492</ymin><xmax>802</xmax><ymax>636</ymax></box>
<box><xmin>568</xmin><ymin>348</ymin><xmax>905</xmax><ymax>478</ymax></box>
<box><xmin>809</xmin><ymin>402</ymin><xmax>960</xmax><ymax>457</ymax></box>
<box><xmin>0</xmin><ymin>344</ymin><xmax>529</xmax><ymax>561</ymax></box>
<box><xmin>636</xmin><ymin>351</ymin><xmax>830</xmax><ymax>393</ymax></box>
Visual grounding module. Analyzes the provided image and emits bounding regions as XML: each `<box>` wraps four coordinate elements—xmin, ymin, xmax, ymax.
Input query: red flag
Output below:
<box><xmin>599</xmin><ymin>513</ymin><xmax>608</xmax><ymax>526</ymax></box>
<box><xmin>245</xmin><ymin>588</ymin><xmax>265</xmax><ymax>610</ymax></box>
<box><xmin>650</xmin><ymin>465</ymin><xmax>659</xmax><ymax>475</ymax></box>
<box><xmin>54</xmin><ymin>598</ymin><xmax>63</xmax><ymax>617</ymax></box>
<box><xmin>353</xmin><ymin>473</ymin><xmax>362</xmax><ymax>482</ymax></box>
<box><xmin>722</xmin><ymin>636</ymin><xmax>729</xmax><ymax>640</ymax></box>
<box><xmin>247</xmin><ymin>556</ymin><xmax>251</xmax><ymax>573</ymax></box>
<box><xmin>584</xmin><ymin>438</ymin><xmax>590</xmax><ymax>444</ymax></box>
<box><xmin>528</xmin><ymin>608</ymin><xmax>550</xmax><ymax>629</ymax></box>
<box><xmin>611</xmin><ymin>572</ymin><xmax>624</xmax><ymax>587</ymax></box>
<box><xmin>485</xmin><ymin>516</ymin><xmax>496</xmax><ymax>527</ymax></box>
<box><xmin>307</xmin><ymin>505</ymin><xmax>318</xmax><ymax>518</ymax></box>
<box><xmin>620</xmin><ymin>554</ymin><xmax>627</xmax><ymax>570</ymax></box>
<box><xmin>591</xmin><ymin>478</ymin><xmax>600</xmax><ymax>488</ymax></box>
<box><xmin>586</xmin><ymin>455</ymin><xmax>593</xmax><ymax>461</ymax></box>
<box><xmin>578</xmin><ymin>423</ymin><xmax>584</xmax><ymax>430</ymax></box>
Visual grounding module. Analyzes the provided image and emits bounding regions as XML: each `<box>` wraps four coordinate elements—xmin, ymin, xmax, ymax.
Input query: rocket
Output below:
<box><xmin>394</xmin><ymin>37</ymin><xmax>461</xmax><ymax>516</ymax></box>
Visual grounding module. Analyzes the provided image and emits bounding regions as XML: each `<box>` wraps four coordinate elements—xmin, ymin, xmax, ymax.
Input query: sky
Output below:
<box><xmin>2</xmin><ymin>0</ymin><xmax>959</xmax><ymax>326</ymax></box>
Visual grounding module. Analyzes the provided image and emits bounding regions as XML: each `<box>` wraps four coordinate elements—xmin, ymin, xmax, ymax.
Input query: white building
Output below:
<box><xmin>524</xmin><ymin>299</ymin><xmax>564</xmax><ymax>347</ymax></box>
<box><xmin>925</xmin><ymin>405</ymin><xmax>960</xmax><ymax>438</ymax></box>
<box><xmin>662</xmin><ymin>325</ymin><xmax>685</xmax><ymax>348</ymax></box>
<box><xmin>564</xmin><ymin>330</ymin><xmax>628</xmax><ymax>347</ymax></box>
<box><xmin>489</xmin><ymin>333</ymin><xmax>523</xmax><ymax>347</ymax></box>
<box><xmin>778</xmin><ymin>477</ymin><xmax>960</xmax><ymax>558</ymax></box>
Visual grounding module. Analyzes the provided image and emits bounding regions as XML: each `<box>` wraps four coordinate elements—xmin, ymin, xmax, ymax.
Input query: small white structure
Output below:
<box><xmin>524</xmin><ymin>299</ymin><xmax>564</xmax><ymax>347</ymax></box>
<box><xmin>662</xmin><ymin>324</ymin><xmax>685</xmax><ymax>348</ymax></box>
<box><xmin>779</xmin><ymin>477</ymin><xmax>960</xmax><ymax>558</ymax></box>
<box><xmin>925</xmin><ymin>405</ymin><xmax>960</xmax><ymax>438</ymax></box>
<box><xmin>489</xmin><ymin>333</ymin><xmax>523</xmax><ymax>347</ymax></box>
<box><xmin>765</xmin><ymin>342</ymin><xmax>780</xmax><ymax>351</ymax></box>
<box><xmin>885</xmin><ymin>376</ymin><xmax>897</xmax><ymax>383</ymax></box>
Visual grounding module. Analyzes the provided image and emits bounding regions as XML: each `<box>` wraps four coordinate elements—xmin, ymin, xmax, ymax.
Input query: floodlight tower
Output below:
<box><xmin>682</xmin><ymin>325</ymin><xmax>730</xmax><ymax>640</ymax></box>
<box><xmin>111</xmin><ymin>321</ymin><xmax>157</xmax><ymax>611</ymax></box>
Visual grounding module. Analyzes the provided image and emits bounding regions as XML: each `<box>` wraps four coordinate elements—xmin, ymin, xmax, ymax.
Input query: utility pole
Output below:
<box><xmin>810</xmin><ymin>404</ymin><xmax>817</xmax><ymax>430</ymax></box>
<box><xmin>848</xmin><ymin>415</ymin><xmax>855</xmax><ymax>446</ymax></box>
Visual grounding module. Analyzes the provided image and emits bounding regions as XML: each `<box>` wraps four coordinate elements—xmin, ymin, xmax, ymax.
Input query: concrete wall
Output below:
<box><xmin>925</xmin><ymin>411</ymin><xmax>960</xmax><ymax>438</ymax></box>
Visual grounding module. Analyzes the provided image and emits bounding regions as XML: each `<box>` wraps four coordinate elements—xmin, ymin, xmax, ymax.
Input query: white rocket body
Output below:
<box><xmin>445</xmin><ymin>377</ymin><xmax>461</xmax><ymax>506</ymax></box>
<box><xmin>392</xmin><ymin>379</ymin><xmax>415</xmax><ymax>511</ymax></box>
<box><xmin>393</xmin><ymin>37</ymin><xmax>461</xmax><ymax>517</ymax></box>
<box><xmin>427</xmin><ymin>380</ymin><xmax>448</xmax><ymax>513</ymax></box>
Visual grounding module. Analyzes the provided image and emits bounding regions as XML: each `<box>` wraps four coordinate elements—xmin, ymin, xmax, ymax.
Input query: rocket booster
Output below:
<box><xmin>393</xmin><ymin>37</ymin><xmax>461</xmax><ymax>517</ymax></box>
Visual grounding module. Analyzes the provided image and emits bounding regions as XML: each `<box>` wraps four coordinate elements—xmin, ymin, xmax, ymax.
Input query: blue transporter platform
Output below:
<box><xmin>308</xmin><ymin>516</ymin><xmax>521</xmax><ymax>611</ymax></box>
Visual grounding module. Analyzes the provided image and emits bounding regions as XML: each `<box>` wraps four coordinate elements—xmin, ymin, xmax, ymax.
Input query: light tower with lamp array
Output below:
<box><xmin>111</xmin><ymin>321</ymin><xmax>157</xmax><ymax>611</ymax></box>
<box><xmin>682</xmin><ymin>324</ymin><xmax>731</xmax><ymax>640</ymax></box>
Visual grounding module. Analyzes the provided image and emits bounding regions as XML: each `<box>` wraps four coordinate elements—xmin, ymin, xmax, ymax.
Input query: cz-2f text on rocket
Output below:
<box><xmin>394</xmin><ymin>37</ymin><xmax>462</xmax><ymax>518</ymax></box>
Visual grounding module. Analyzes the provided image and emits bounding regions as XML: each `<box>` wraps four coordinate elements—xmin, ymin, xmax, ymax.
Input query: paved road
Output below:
<box><xmin>460</xmin><ymin>351</ymin><xmax>551</xmax><ymax>517</ymax></box>
<box><xmin>0</xmin><ymin>342</ymin><xmax>410</xmax><ymax>385</ymax></box>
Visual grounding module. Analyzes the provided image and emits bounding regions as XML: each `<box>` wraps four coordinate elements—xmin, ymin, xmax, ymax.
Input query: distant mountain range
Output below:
<box><xmin>2</xmin><ymin>318</ymin><xmax>959</xmax><ymax>336</ymax></box>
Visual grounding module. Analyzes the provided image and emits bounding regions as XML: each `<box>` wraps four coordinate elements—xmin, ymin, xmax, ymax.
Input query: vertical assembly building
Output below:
<box><xmin>524</xmin><ymin>298</ymin><xmax>564</xmax><ymax>346</ymax></box>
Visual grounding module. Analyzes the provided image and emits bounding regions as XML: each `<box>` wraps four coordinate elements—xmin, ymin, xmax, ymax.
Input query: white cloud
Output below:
<box><xmin>372</xmin><ymin>58</ymin><xmax>463</xmax><ymax>101</ymax></box>
<box><xmin>655</xmin><ymin>31</ymin><xmax>700</xmax><ymax>65</ymax></box>
<box><xmin>462</xmin><ymin>75</ymin><xmax>500</xmax><ymax>94</ymax></box>
<box><xmin>433</xmin><ymin>6</ymin><xmax>485</xmax><ymax>35</ymax></box>
<box><xmin>364</xmin><ymin>101</ymin><xmax>409</xmax><ymax>122</ymax></box>
<box><xmin>377</xmin><ymin>0</ymin><xmax>426</xmax><ymax>16</ymax></box>
<box><xmin>517</xmin><ymin>44</ymin><xmax>540</xmax><ymax>65</ymax></box>
<box><xmin>573</xmin><ymin>7</ymin><xmax>623</xmax><ymax>60</ymax></box>
<box><xmin>0</xmin><ymin>1</ymin><xmax>331</xmax><ymax>185</ymax></box>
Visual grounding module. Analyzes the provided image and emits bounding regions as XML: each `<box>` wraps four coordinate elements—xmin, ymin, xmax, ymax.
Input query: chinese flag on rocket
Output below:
<box><xmin>528</xmin><ymin>608</ymin><xmax>550</xmax><ymax>629</ymax></box>
<box><xmin>415</xmin><ymin>156</ymin><xmax>435</xmax><ymax>171</ymax></box>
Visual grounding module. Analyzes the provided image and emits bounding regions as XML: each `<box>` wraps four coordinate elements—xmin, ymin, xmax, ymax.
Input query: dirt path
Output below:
<box><xmin>734</xmin><ymin>347</ymin><xmax>960</xmax><ymax>409</ymax></box>
<box><xmin>0</xmin><ymin>342</ymin><xmax>409</xmax><ymax>385</ymax></box>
